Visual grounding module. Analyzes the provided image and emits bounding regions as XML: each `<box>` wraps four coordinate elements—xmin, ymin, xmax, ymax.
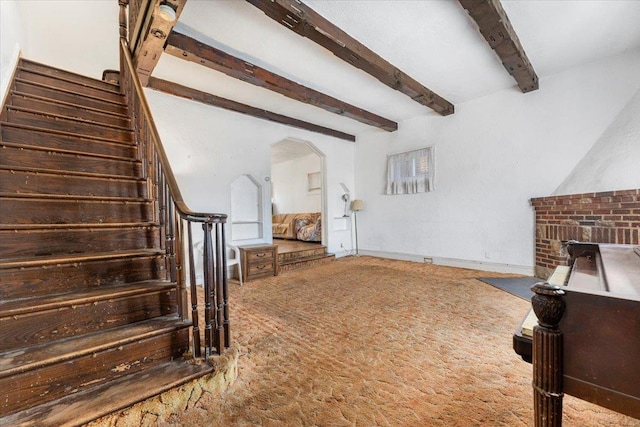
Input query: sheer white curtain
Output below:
<box><xmin>385</xmin><ymin>146</ymin><xmax>435</xmax><ymax>195</ymax></box>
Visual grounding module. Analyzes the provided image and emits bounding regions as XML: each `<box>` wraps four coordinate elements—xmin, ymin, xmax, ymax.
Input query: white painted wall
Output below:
<box><xmin>272</xmin><ymin>153</ymin><xmax>322</xmax><ymax>214</ymax></box>
<box><xmin>0</xmin><ymin>0</ymin><xmax>25</xmax><ymax>105</ymax></box>
<box><xmin>144</xmin><ymin>89</ymin><xmax>356</xmax><ymax>255</ymax></box>
<box><xmin>554</xmin><ymin>88</ymin><xmax>640</xmax><ymax>195</ymax></box>
<box><xmin>14</xmin><ymin>0</ymin><xmax>119</xmax><ymax>81</ymax></box>
<box><xmin>354</xmin><ymin>50</ymin><xmax>640</xmax><ymax>274</ymax></box>
<box><xmin>1</xmin><ymin>0</ymin><xmax>119</xmax><ymax>107</ymax></box>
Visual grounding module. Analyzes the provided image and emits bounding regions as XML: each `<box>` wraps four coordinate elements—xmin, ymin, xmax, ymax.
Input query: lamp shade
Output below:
<box><xmin>158</xmin><ymin>3</ymin><xmax>177</xmax><ymax>21</ymax></box>
<box><xmin>350</xmin><ymin>199</ymin><xmax>365</xmax><ymax>212</ymax></box>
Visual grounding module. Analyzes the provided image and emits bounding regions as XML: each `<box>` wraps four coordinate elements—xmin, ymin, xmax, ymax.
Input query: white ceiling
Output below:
<box><xmin>15</xmin><ymin>0</ymin><xmax>640</xmax><ymax>141</ymax></box>
<box><xmin>151</xmin><ymin>0</ymin><xmax>640</xmax><ymax>140</ymax></box>
<box><xmin>271</xmin><ymin>139</ymin><xmax>316</xmax><ymax>165</ymax></box>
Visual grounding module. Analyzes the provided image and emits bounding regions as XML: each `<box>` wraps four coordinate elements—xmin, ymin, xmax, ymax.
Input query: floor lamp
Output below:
<box><xmin>350</xmin><ymin>199</ymin><xmax>364</xmax><ymax>255</ymax></box>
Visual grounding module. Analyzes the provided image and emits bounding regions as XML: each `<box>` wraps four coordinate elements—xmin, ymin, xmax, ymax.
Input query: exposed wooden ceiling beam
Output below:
<box><xmin>165</xmin><ymin>30</ymin><xmax>398</xmax><ymax>132</ymax></box>
<box><xmin>458</xmin><ymin>0</ymin><xmax>538</xmax><ymax>93</ymax></box>
<box><xmin>147</xmin><ymin>77</ymin><xmax>356</xmax><ymax>142</ymax></box>
<box><xmin>134</xmin><ymin>0</ymin><xmax>187</xmax><ymax>86</ymax></box>
<box><xmin>245</xmin><ymin>0</ymin><xmax>454</xmax><ymax>116</ymax></box>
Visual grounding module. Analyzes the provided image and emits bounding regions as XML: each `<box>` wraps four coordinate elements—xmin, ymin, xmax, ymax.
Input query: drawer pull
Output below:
<box><xmin>256</xmin><ymin>265</ymin><xmax>266</xmax><ymax>270</ymax></box>
<box><xmin>256</xmin><ymin>253</ymin><xmax>266</xmax><ymax>258</ymax></box>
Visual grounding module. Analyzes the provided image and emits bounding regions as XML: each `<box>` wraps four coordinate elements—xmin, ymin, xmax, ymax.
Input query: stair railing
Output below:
<box><xmin>117</xmin><ymin>1</ymin><xmax>229</xmax><ymax>358</ymax></box>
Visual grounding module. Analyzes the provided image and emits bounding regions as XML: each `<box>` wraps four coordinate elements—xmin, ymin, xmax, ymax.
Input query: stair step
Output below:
<box><xmin>19</xmin><ymin>58</ymin><xmax>121</xmax><ymax>94</ymax></box>
<box><xmin>10</xmin><ymin>91</ymin><xmax>130</xmax><ymax>127</ymax></box>
<box><xmin>0</xmin><ymin>58</ymin><xmax>205</xmax><ymax>424</ymax></box>
<box><xmin>0</xmin><ymin>318</ymin><xmax>190</xmax><ymax>416</ymax></box>
<box><xmin>0</xmin><ymin>225</ymin><xmax>160</xmax><ymax>260</ymax></box>
<box><xmin>0</xmin><ymin>252</ymin><xmax>166</xmax><ymax>300</ymax></box>
<box><xmin>0</xmin><ymin>248</ymin><xmax>163</xmax><ymax>269</ymax></box>
<box><xmin>0</xmin><ymin>143</ymin><xmax>141</xmax><ymax>174</ymax></box>
<box><xmin>0</xmin><ymin>221</ymin><xmax>158</xmax><ymax>230</ymax></box>
<box><xmin>0</xmin><ymin>170</ymin><xmax>146</xmax><ymax>198</ymax></box>
<box><xmin>0</xmin><ymin>281</ymin><xmax>177</xmax><ymax>351</ymax></box>
<box><xmin>278</xmin><ymin>246</ymin><xmax>328</xmax><ymax>263</ymax></box>
<box><xmin>279</xmin><ymin>253</ymin><xmax>336</xmax><ymax>273</ymax></box>
<box><xmin>0</xmin><ymin>360</ymin><xmax>214</xmax><ymax>427</ymax></box>
<box><xmin>13</xmin><ymin>79</ymin><xmax>127</xmax><ymax>114</ymax></box>
<box><xmin>0</xmin><ymin>315</ymin><xmax>187</xmax><ymax>379</ymax></box>
<box><xmin>5</xmin><ymin>107</ymin><xmax>133</xmax><ymax>142</ymax></box>
<box><xmin>17</xmin><ymin>69</ymin><xmax>124</xmax><ymax>103</ymax></box>
<box><xmin>0</xmin><ymin>197</ymin><xmax>154</xmax><ymax>225</ymax></box>
<box><xmin>1</xmin><ymin>123</ymin><xmax>138</xmax><ymax>158</ymax></box>
<box><xmin>0</xmin><ymin>192</ymin><xmax>150</xmax><ymax>203</ymax></box>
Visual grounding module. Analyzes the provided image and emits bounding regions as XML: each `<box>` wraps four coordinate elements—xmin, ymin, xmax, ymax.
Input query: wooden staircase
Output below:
<box><xmin>0</xmin><ymin>59</ymin><xmax>212</xmax><ymax>426</ymax></box>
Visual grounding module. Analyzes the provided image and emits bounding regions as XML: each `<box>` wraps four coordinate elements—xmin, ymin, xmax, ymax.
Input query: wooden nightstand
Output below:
<box><xmin>239</xmin><ymin>244</ymin><xmax>279</xmax><ymax>282</ymax></box>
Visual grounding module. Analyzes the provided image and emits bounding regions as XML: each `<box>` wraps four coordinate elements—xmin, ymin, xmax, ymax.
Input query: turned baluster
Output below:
<box><xmin>221</xmin><ymin>223</ymin><xmax>230</xmax><ymax>348</ymax></box>
<box><xmin>187</xmin><ymin>222</ymin><xmax>201</xmax><ymax>357</ymax></box>
<box><xmin>213</xmin><ymin>222</ymin><xmax>225</xmax><ymax>354</ymax></box>
<box><xmin>202</xmin><ymin>222</ymin><xmax>215</xmax><ymax>357</ymax></box>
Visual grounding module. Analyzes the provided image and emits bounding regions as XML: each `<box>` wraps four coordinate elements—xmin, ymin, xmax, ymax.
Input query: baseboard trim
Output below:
<box><xmin>357</xmin><ymin>250</ymin><xmax>424</xmax><ymax>263</ymax></box>
<box><xmin>358</xmin><ymin>250</ymin><xmax>534</xmax><ymax>276</ymax></box>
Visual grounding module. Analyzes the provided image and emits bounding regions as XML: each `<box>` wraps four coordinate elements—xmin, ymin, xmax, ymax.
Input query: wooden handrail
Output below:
<box><xmin>118</xmin><ymin>38</ymin><xmax>226</xmax><ymax>224</ymax></box>
<box><xmin>118</xmin><ymin>0</ymin><xmax>230</xmax><ymax>358</ymax></box>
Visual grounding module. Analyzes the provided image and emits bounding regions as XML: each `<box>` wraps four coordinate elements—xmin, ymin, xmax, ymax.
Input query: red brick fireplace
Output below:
<box><xmin>531</xmin><ymin>189</ymin><xmax>639</xmax><ymax>278</ymax></box>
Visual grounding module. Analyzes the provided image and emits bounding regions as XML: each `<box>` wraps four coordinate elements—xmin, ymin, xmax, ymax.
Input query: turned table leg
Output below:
<box><xmin>531</xmin><ymin>282</ymin><xmax>566</xmax><ymax>427</ymax></box>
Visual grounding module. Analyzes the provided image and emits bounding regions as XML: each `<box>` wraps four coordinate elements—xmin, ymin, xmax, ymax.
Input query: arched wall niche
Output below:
<box><xmin>230</xmin><ymin>174</ymin><xmax>263</xmax><ymax>241</ymax></box>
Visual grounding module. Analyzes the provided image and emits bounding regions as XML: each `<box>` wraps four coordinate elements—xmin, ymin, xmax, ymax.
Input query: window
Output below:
<box><xmin>385</xmin><ymin>146</ymin><xmax>435</xmax><ymax>195</ymax></box>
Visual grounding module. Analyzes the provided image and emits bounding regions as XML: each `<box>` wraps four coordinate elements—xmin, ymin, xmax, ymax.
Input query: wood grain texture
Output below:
<box><xmin>0</xmin><ymin>226</ymin><xmax>160</xmax><ymax>259</ymax></box>
<box><xmin>1</xmin><ymin>124</ymin><xmax>137</xmax><ymax>158</ymax></box>
<box><xmin>0</xmin><ymin>198</ymin><xmax>154</xmax><ymax>225</ymax></box>
<box><xmin>246</xmin><ymin>0</ymin><xmax>454</xmax><ymax>115</ymax></box>
<box><xmin>458</xmin><ymin>0</ymin><xmax>538</xmax><ymax>93</ymax></box>
<box><xmin>0</xmin><ymin>283</ymin><xmax>177</xmax><ymax>350</ymax></box>
<box><xmin>0</xmin><ymin>145</ymin><xmax>141</xmax><ymax>177</ymax></box>
<box><xmin>0</xmin><ymin>254</ymin><xmax>166</xmax><ymax>300</ymax></box>
<box><xmin>166</xmin><ymin>30</ymin><xmax>398</xmax><ymax>131</ymax></box>
<box><xmin>0</xmin><ymin>327</ymin><xmax>189</xmax><ymax>415</ymax></box>
<box><xmin>240</xmin><ymin>244</ymin><xmax>279</xmax><ymax>282</ymax></box>
<box><xmin>133</xmin><ymin>0</ymin><xmax>188</xmax><ymax>85</ymax></box>
<box><xmin>17</xmin><ymin>69</ymin><xmax>124</xmax><ymax>102</ymax></box>
<box><xmin>147</xmin><ymin>77</ymin><xmax>356</xmax><ymax>142</ymax></box>
<box><xmin>0</xmin><ymin>58</ymin><xmax>199</xmax><ymax>421</ymax></box>
<box><xmin>0</xmin><ymin>170</ymin><xmax>146</xmax><ymax>198</ymax></box>
<box><xmin>10</xmin><ymin>92</ymin><xmax>130</xmax><ymax>127</ymax></box>
<box><xmin>20</xmin><ymin>58</ymin><xmax>121</xmax><ymax>94</ymax></box>
<box><xmin>5</xmin><ymin>108</ymin><xmax>133</xmax><ymax>143</ymax></box>
<box><xmin>13</xmin><ymin>79</ymin><xmax>127</xmax><ymax>114</ymax></box>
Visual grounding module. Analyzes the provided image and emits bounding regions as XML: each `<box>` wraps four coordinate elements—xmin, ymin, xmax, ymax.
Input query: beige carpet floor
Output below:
<box><xmin>163</xmin><ymin>256</ymin><xmax>639</xmax><ymax>426</ymax></box>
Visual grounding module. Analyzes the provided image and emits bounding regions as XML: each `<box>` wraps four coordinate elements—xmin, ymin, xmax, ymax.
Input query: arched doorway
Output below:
<box><xmin>270</xmin><ymin>138</ymin><xmax>326</xmax><ymax>245</ymax></box>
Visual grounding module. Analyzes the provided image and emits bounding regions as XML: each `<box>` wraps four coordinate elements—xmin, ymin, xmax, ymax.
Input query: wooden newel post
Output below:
<box><xmin>531</xmin><ymin>282</ymin><xmax>566</xmax><ymax>427</ymax></box>
<box><xmin>118</xmin><ymin>0</ymin><xmax>128</xmax><ymax>82</ymax></box>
